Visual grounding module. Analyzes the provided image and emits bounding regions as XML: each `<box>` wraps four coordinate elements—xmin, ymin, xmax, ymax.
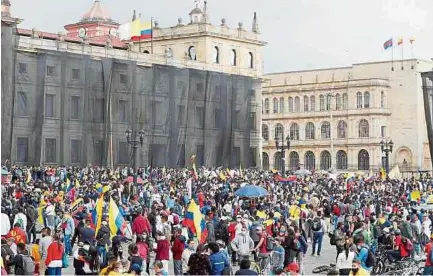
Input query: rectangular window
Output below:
<box><xmin>93</xmin><ymin>140</ymin><xmax>104</xmax><ymax>166</ymax></box>
<box><xmin>214</xmin><ymin>108</ymin><xmax>223</xmax><ymax>128</ymax></box>
<box><xmin>196</xmin><ymin>83</ymin><xmax>204</xmax><ymax>93</ymax></box>
<box><xmin>46</xmin><ymin>65</ymin><xmax>55</xmax><ymax>77</ymax></box>
<box><xmin>71</xmin><ymin>96</ymin><xmax>80</xmax><ymax>119</ymax></box>
<box><xmin>45</xmin><ymin>94</ymin><xmax>55</xmax><ymax>118</ymax></box>
<box><xmin>249</xmin><ymin>112</ymin><xmax>256</xmax><ymax>130</ymax></box>
<box><xmin>249</xmin><ymin>148</ymin><xmax>257</xmax><ymax>168</ymax></box>
<box><xmin>196</xmin><ymin>145</ymin><xmax>205</xmax><ymax>166</ymax></box>
<box><xmin>178</xmin><ymin>105</ymin><xmax>185</xmax><ymax>126</ymax></box>
<box><xmin>16</xmin><ymin>137</ymin><xmax>29</xmax><ymax>162</ymax></box>
<box><xmin>18</xmin><ymin>63</ymin><xmax>27</xmax><ymax>74</ymax></box>
<box><xmin>94</xmin><ymin>99</ymin><xmax>105</xmax><ymax>122</ymax></box>
<box><xmin>119</xmin><ymin>73</ymin><xmax>127</xmax><ymax>84</ymax></box>
<box><xmin>196</xmin><ymin>107</ymin><xmax>204</xmax><ymax>126</ymax></box>
<box><xmin>216</xmin><ymin>145</ymin><xmax>223</xmax><ymax>166</ymax></box>
<box><xmin>16</xmin><ymin>92</ymin><xmax>27</xmax><ymax>116</ymax></box>
<box><xmin>45</xmin><ymin>138</ymin><xmax>57</xmax><ymax>163</ymax></box>
<box><xmin>235</xmin><ymin>111</ymin><xmax>240</xmax><ymax>129</ymax></box>
<box><xmin>178</xmin><ymin>81</ymin><xmax>186</xmax><ymax>98</ymax></box>
<box><xmin>249</xmin><ymin>89</ymin><xmax>256</xmax><ymax>100</ymax></box>
<box><xmin>177</xmin><ymin>144</ymin><xmax>186</xmax><ymax>167</ymax></box>
<box><xmin>381</xmin><ymin>126</ymin><xmax>386</xmax><ymax>138</ymax></box>
<box><xmin>118</xmin><ymin>141</ymin><xmax>130</xmax><ymax>164</ymax></box>
<box><xmin>119</xmin><ymin>100</ymin><xmax>128</xmax><ymax>122</ymax></box>
<box><xmin>232</xmin><ymin>147</ymin><xmax>240</xmax><ymax>167</ymax></box>
<box><xmin>72</xmin><ymin>68</ymin><xmax>80</xmax><ymax>80</ymax></box>
<box><xmin>71</xmin><ymin>139</ymin><xmax>81</xmax><ymax>163</ymax></box>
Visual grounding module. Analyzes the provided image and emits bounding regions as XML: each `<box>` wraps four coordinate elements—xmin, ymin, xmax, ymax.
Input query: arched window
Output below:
<box><xmin>337</xmin><ymin>150</ymin><xmax>348</xmax><ymax>170</ymax></box>
<box><xmin>310</xmin><ymin>95</ymin><xmax>315</xmax><ymax>111</ymax></box>
<box><xmin>143</xmin><ymin>50</ymin><xmax>150</xmax><ymax>54</ymax></box>
<box><xmin>337</xmin><ymin>120</ymin><xmax>347</xmax><ymax>139</ymax></box>
<box><xmin>381</xmin><ymin>91</ymin><xmax>385</xmax><ymax>108</ymax></box>
<box><xmin>335</xmin><ymin>93</ymin><xmax>341</xmax><ymax>110</ymax></box>
<box><xmin>188</xmin><ymin>46</ymin><xmax>197</xmax><ymax>61</ymax></box>
<box><xmin>321</xmin><ymin>121</ymin><xmax>331</xmax><ymax>139</ymax></box>
<box><xmin>166</xmin><ymin>48</ymin><xmax>173</xmax><ymax>58</ymax></box>
<box><xmin>213</xmin><ymin>46</ymin><xmax>219</xmax><ymax>64</ymax></box>
<box><xmin>320</xmin><ymin>95</ymin><xmax>325</xmax><ymax>111</ymax></box>
<box><xmin>326</xmin><ymin>94</ymin><xmax>332</xmax><ymax>110</ymax></box>
<box><xmin>289</xmin><ymin>123</ymin><xmax>299</xmax><ymax>140</ymax></box>
<box><xmin>294</xmin><ymin>96</ymin><xmax>300</xmax><ymax>112</ymax></box>
<box><xmin>289</xmin><ymin>151</ymin><xmax>300</xmax><ymax>171</ymax></box>
<box><xmin>364</xmin><ymin>91</ymin><xmax>370</xmax><ymax>108</ymax></box>
<box><xmin>359</xmin><ymin>119</ymin><xmax>369</xmax><ymax>137</ymax></box>
<box><xmin>274</xmin><ymin>152</ymin><xmax>283</xmax><ymax>172</ymax></box>
<box><xmin>264</xmin><ymin>98</ymin><xmax>270</xmax><ymax>114</ymax></box>
<box><xmin>304</xmin><ymin>96</ymin><xmax>309</xmax><ymax>112</ymax></box>
<box><xmin>356</xmin><ymin>92</ymin><xmax>363</xmax><ymax>108</ymax></box>
<box><xmin>262</xmin><ymin>124</ymin><xmax>269</xmax><ymax>141</ymax></box>
<box><xmin>273</xmin><ymin>98</ymin><xmax>278</xmax><ymax>113</ymax></box>
<box><xmin>279</xmin><ymin>97</ymin><xmax>285</xmax><ymax>113</ymax></box>
<box><xmin>342</xmin><ymin>93</ymin><xmax>348</xmax><ymax>110</ymax></box>
<box><xmin>262</xmin><ymin>152</ymin><xmax>269</xmax><ymax>170</ymax></box>
<box><xmin>230</xmin><ymin>49</ymin><xmax>237</xmax><ymax>66</ymax></box>
<box><xmin>304</xmin><ymin>151</ymin><xmax>315</xmax><ymax>170</ymax></box>
<box><xmin>288</xmin><ymin>97</ymin><xmax>294</xmax><ymax>112</ymax></box>
<box><xmin>320</xmin><ymin>150</ymin><xmax>331</xmax><ymax>170</ymax></box>
<box><xmin>305</xmin><ymin>122</ymin><xmax>315</xmax><ymax>140</ymax></box>
<box><xmin>358</xmin><ymin>149</ymin><xmax>370</xmax><ymax>170</ymax></box>
<box><xmin>248</xmin><ymin>52</ymin><xmax>254</xmax><ymax>69</ymax></box>
<box><xmin>274</xmin><ymin>123</ymin><xmax>284</xmax><ymax>140</ymax></box>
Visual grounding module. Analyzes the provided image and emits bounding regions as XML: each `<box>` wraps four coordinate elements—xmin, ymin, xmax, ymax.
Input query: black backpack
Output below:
<box><xmin>311</xmin><ymin>218</ymin><xmax>322</xmax><ymax>232</ymax></box>
<box><xmin>329</xmin><ymin>232</ymin><xmax>336</xmax><ymax>245</ymax></box>
<box><xmin>20</xmin><ymin>254</ymin><xmax>35</xmax><ymax>275</ymax></box>
<box><xmin>364</xmin><ymin>248</ymin><xmax>377</xmax><ymax>267</ymax></box>
<box><xmin>214</xmin><ymin>222</ymin><xmax>227</xmax><ymax>242</ymax></box>
<box><xmin>266</xmin><ymin>236</ymin><xmax>274</xmax><ymax>251</ymax></box>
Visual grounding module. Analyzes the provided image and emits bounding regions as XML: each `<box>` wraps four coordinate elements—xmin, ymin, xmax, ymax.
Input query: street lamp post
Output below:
<box><xmin>125</xmin><ymin>129</ymin><xmax>145</xmax><ymax>188</ymax></box>
<box><xmin>275</xmin><ymin>133</ymin><xmax>290</xmax><ymax>176</ymax></box>
<box><xmin>380</xmin><ymin>139</ymin><xmax>394</xmax><ymax>174</ymax></box>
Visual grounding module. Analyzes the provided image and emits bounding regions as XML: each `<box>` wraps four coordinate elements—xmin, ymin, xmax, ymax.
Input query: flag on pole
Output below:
<box><xmin>383</xmin><ymin>38</ymin><xmax>393</xmax><ymax>50</ymax></box>
<box><xmin>108</xmin><ymin>197</ymin><xmax>128</xmax><ymax>237</ymax></box>
<box><xmin>397</xmin><ymin>38</ymin><xmax>403</xmax><ymax>46</ymax></box>
<box><xmin>91</xmin><ymin>194</ymin><xmax>104</xmax><ymax>235</ymax></box>
<box><xmin>118</xmin><ymin>22</ymin><xmax>131</xmax><ymax>41</ymax></box>
<box><xmin>380</xmin><ymin>167</ymin><xmax>387</xmax><ymax>180</ymax></box>
<box><xmin>130</xmin><ymin>18</ymin><xmax>142</xmax><ymax>41</ymax></box>
<box><xmin>409</xmin><ymin>37</ymin><xmax>416</xmax><ymax>44</ymax></box>
<box><xmin>26</xmin><ymin>169</ymin><xmax>31</xmax><ymax>184</ymax></box>
<box><xmin>140</xmin><ymin>21</ymin><xmax>152</xmax><ymax>39</ymax></box>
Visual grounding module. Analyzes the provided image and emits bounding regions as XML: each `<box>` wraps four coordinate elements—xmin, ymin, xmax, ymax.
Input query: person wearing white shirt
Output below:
<box><xmin>336</xmin><ymin>245</ymin><xmax>356</xmax><ymax>275</ymax></box>
<box><xmin>0</xmin><ymin>210</ymin><xmax>11</xmax><ymax>236</ymax></box>
<box><xmin>45</xmin><ymin>202</ymin><xmax>56</xmax><ymax>231</ymax></box>
<box><xmin>422</xmin><ymin>214</ymin><xmax>431</xmax><ymax>245</ymax></box>
<box><xmin>13</xmin><ymin>210</ymin><xmax>27</xmax><ymax>231</ymax></box>
<box><xmin>182</xmin><ymin>239</ymin><xmax>195</xmax><ymax>273</ymax></box>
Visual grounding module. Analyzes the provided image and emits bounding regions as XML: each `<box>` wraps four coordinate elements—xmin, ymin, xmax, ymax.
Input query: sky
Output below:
<box><xmin>10</xmin><ymin>0</ymin><xmax>433</xmax><ymax>73</ymax></box>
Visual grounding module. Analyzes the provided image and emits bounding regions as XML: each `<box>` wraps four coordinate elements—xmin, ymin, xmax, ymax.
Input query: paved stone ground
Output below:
<box><xmin>61</xmin><ymin>234</ymin><xmax>336</xmax><ymax>275</ymax></box>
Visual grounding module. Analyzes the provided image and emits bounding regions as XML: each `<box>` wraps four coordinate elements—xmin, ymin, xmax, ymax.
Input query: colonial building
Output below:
<box><xmin>1</xmin><ymin>0</ymin><xmax>265</xmax><ymax>168</ymax></box>
<box><xmin>262</xmin><ymin>59</ymin><xmax>433</xmax><ymax>172</ymax></box>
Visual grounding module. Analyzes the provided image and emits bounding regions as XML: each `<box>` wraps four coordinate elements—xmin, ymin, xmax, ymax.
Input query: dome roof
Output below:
<box><xmin>189</xmin><ymin>7</ymin><xmax>202</xmax><ymax>15</ymax></box>
<box><xmin>81</xmin><ymin>0</ymin><xmax>111</xmax><ymax>22</ymax></box>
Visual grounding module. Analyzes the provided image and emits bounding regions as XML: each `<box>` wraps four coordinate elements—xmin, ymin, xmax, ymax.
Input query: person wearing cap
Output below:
<box><xmin>424</xmin><ymin>234</ymin><xmax>433</xmax><ymax>275</ymax></box>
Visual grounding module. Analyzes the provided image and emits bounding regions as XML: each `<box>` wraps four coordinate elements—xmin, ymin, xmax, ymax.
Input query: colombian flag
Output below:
<box><xmin>91</xmin><ymin>194</ymin><xmax>104</xmax><ymax>234</ymax></box>
<box><xmin>182</xmin><ymin>199</ymin><xmax>208</xmax><ymax>244</ymax></box>
<box><xmin>140</xmin><ymin>22</ymin><xmax>152</xmax><ymax>39</ymax></box>
<box><xmin>108</xmin><ymin>197</ymin><xmax>127</xmax><ymax>237</ymax></box>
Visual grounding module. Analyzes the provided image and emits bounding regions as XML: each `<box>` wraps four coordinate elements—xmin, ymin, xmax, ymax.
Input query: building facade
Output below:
<box><xmin>262</xmin><ymin>60</ymin><xmax>433</xmax><ymax>173</ymax></box>
<box><xmin>1</xmin><ymin>0</ymin><xmax>265</xmax><ymax>168</ymax></box>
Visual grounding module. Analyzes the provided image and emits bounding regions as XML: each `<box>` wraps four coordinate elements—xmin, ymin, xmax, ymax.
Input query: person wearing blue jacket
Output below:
<box><xmin>208</xmin><ymin>242</ymin><xmax>229</xmax><ymax>275</ymax></box>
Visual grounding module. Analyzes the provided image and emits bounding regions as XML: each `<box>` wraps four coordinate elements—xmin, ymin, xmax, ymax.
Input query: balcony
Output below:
<box><xmin>262</xmin><ymin>107</ymin><xmax>391</xmax><ymax>121</ymax></box>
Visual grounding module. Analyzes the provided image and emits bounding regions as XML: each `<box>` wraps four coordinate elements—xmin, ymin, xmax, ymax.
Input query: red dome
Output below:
<box><xmin>81</xmin><ymin>0</ymin><xmax>111</xmax><ymax>22</ymax></box>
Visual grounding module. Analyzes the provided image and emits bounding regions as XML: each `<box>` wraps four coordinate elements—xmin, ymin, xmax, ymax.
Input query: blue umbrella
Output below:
<box><xmin>234</xmin><ymin>185</ymin><xmax>269</xmax><ymax>198</ymax></box>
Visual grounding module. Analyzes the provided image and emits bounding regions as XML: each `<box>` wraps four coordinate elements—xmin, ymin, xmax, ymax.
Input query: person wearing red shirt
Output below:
<box><xmin>155</xmin><ymin>231</ymin><xmax>170</xmax><ymax>272</ymax></box>
<box><xmin>132</xmin><ymin>210</ymin><xmax>151</xmax><ymax>235</ymax></box>
<box><xmin>172</xmin><ymin>228</ymin><xmax>185</xmax><ymax>275</ymax></box>
<box><xmin>7</xmin><ymin>223</ymin><xmax>27</xmax><ymax>244</ymax></box>
<box><xmin>45</xmin><ymin>234</ymin><xmax>64</xmax><ymax>275</ymax></box>
<box><xmin>254</xmin><ymin>226</ymin><xmax>269</xmax><ymax>256</ymax></box>
<box><xmin>424</xmin><ymin>235</ymin><xmax>433</xmax><ymax>275</ymax></box>
<box><xmin>386</xmin><ymin>230</ymin><xmax>409</xmax><ymax>263</ymax></box>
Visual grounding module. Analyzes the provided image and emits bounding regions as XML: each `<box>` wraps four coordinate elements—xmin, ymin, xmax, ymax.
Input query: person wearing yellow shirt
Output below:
<box><xmin>349</xmin><ymin>259</ymin><xmax>370</xmax><ymax>276</ymax></box>
<box><xmin>256</xmin><ymin>210</ymin><xmax>266</xmax><ymax>220</ymax></box>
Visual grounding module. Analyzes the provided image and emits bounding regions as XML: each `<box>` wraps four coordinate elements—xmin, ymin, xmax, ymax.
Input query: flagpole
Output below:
<box><xmin>151</xmin><ymin>17</ymin><xmax>154</xmax><ymax>54</ymax></box>
<box><xmin>391</xmin><ymin>43</ymin><xmax>394</xmax><ymax>71</ymax></box>
<box><xmin>401</xmin><ymin>41</ymin><xmax>404</xmax><ymax>70</ymax></box>
<box><xmin>139</xmin><ymin>13</ymin><xmax>142</xmax><ymax>53</ymax></box>
<box><xmin>410</xmin><ymin>41</ymin><xmax>414</xmax><ymax>69</ymax></box>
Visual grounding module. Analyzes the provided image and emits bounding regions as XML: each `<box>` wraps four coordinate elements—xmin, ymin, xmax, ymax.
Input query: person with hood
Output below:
<box><xmin>96</xmin><ymin>220</ymin><xmax>110</xmax><ymax>266</ymax></box>
<box><xmin>172</xmin><ymin>227</ymin><xmax>186</xmax><ymax>275</ymax></box>
<box><xmin>206</xmin><ymin>215</ymin><xmax>216</xmax><ymax>244</ymax></box>
<box><xmin>208</xmin><ymin>242</ymin><xmax>229</xmax><ymax>275</ymax></box>
<box><xmin>155</xmin><ymin>231</ymin><xmax>170</xmax><ymax>272</ymax></box>
<box><xmin>25</xmin><ymin>203</ymin><xmax>38</xmax><ymax>244</ymax></box>
<box><xmin>10</xmin><ymin>242</ymin><xmax>34</xmax><ymax>275</ymax></box>
<box><xmin>231</xmin><ymin>225</ymin><xmax>254</xmax><ymax>262</ymax></box>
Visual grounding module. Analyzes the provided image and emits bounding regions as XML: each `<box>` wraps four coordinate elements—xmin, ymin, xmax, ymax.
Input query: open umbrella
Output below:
<box><xmin>234</xmin><ymin>185</ymin><xmax>269</xmax><ymax>198</ymax></box>
<box><xmin>125</xmin><ymin>176</ymin><xmax>144</xmax><ymax>184</ymax></box>
<box><xmin>294</xmin><ymin>169</ymin><xmax>312</xmax><ymax>176</ymax></box>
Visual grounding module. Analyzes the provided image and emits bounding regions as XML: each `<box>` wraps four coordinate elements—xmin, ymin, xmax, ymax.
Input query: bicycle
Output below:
<box><xmin>312</xmin><ymin>263</ymin><xmax>336</xmax><ymax>274</ymax></box>
<box><xmin>250</xmin><ymin>254</ymin><xmax>271</xmax><ymax>275</ymax></box>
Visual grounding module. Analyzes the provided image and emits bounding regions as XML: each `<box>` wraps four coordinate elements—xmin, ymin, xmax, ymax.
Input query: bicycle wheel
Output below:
<box><xmin>372</xmin><ymin>259</ymin><xmax>385</xmax><ymax>275</ymax></box>
<box><xmin>250</xmin><ymin>261</ymin><xmax>261</xmax><ymax>274</ymax></box>
<box><xmin>312</xmin><ymin>265</ymin><xmax>329</xmax><ymax>274</ymax></box>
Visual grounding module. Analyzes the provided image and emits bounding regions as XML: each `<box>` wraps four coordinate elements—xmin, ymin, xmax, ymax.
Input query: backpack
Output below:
<box><xmin>266</xmin><ymin>236</ymin><xmax>274</xmax><ymax>252</ymax></box>
<box><xmin>329</xmin><ymin>232</ymin><xmax>336</xmax><ymax>246</ymax></box>
<box><xmin>364</xmin><ymin>248</ymin><xmax>377</xmax><ymax>268</ymax></box>
<box><xmin>214</xmin><ymin>222</ymin><xmax>227</xmax><ymax>242</ymax></box>
<box><xmin>311</xmin><ymin>218</ymin><xmax>322</xmax><ymax>232</ymax></box>
<box><xmin>21</xmin><ymin>254</ymin><xmax>35</xmax><ymax>275</ymax></box>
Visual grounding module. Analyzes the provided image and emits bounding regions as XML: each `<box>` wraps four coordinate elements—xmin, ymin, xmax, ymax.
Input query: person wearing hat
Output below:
<box><xmin>424</xmin><ymin>234</ymin><xmax>433</xmax><ymax>275</ymax></box>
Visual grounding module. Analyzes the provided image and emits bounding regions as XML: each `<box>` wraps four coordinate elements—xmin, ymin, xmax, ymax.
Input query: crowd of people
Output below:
<box><xmin>1</xmin><ymin>165</ymin><xmax>433</xmax><ymax>276</ymax></box>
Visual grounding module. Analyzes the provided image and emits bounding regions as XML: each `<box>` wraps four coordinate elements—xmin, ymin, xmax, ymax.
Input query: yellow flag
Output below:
<box><xmin>37</xmin><ymin>198</ymin><xmax>46</xmax><ymax>224</ymax></box>
<box><xmin>219</xmin><ymin>172</ymin><xmax>226</xmax><ymax>180</ymax></box>
<box><xmin>26</xmin><ymin>169</ymin><xmax>31</xmax><ymax>184</ymax></box>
